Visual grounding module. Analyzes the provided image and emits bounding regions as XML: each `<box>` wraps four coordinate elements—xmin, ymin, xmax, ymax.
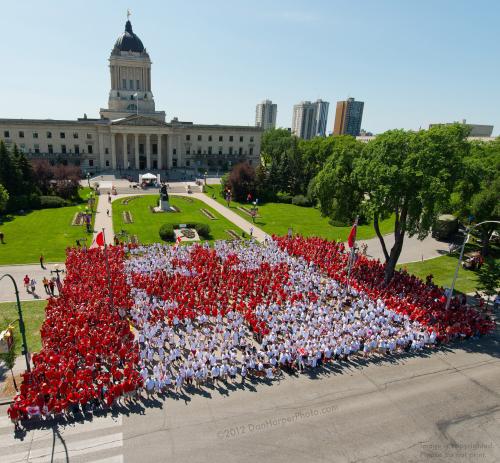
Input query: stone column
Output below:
<box><xmin>157</xmin><ymin>134</ymin><xmax>162</xmax><ymax>170</ymax></box>
<box><xmin>111</xmin><ymin>133</ymin><xmax>117</xmax><ymax>170</ymax></box>
<box><xmin>122</xmin><ymin>133</ymin><xmax>127</xmax><ymax>169</ymax></box>
<box><xmin>134</xmin><ymin>134</ymin><xmax>139</xmax><ymax>170</ymax></box>
<box><xmin>146</xmin><ymin>134</ymin><xmax>151</xmax><ymax>170</ymax></box>
<box><xmin>98</xmin><ymin>132</ymin><xmax>105</xmax><ymax>171</ymax></box>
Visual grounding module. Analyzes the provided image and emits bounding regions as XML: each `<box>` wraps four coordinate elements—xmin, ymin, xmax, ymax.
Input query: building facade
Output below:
<box><xmin>292</xmin><ymin>99</ymin><xmax>329</xmax><ymax>139</ymax></box>
<box><xmin>429</xmin><ymin>120</ymin><xmax>494</xmax><ymax>137</ymax></box>
<box><xmin>255</xmin><ymin>100</ymin><xmax>277</xmax><ymax>130</ymax></box>
<box><xmin>333</xmin><ymin>97</ymin><xmax>364</xmax><ymax>136</ymax></box>
<box><xmin>0</xmin><ymin>19</ymin><xmax>262</xmax><ymax>174</ymax></box>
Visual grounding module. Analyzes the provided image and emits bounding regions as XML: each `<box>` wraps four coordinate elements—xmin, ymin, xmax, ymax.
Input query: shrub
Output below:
<box><xmin>291</xmin><ymin>195</ymin><xmax>311</xmax><ymax>207</ymax></box>
<box><xmin>328</xmin><ymin>218</ymin><xmax>350</xmax><ymax>227</ymax></box>
<box><xmin>159</xmin><ymin>224</ymin><xmax>175</xmax><ymax>242</ymax></box>
<box><xmin>40</xmin><ymin>195</ymin><xmax>68</xmax><ymax>208</ymax></box>
<box><xmin>276</xmin><ymin>192</ymin><xmax>293</xmax><ymax>204</ymax></box>
<box><xmin>194</xmin><ymin>223</ymin><xmax>210</xmax><ymax>239</ymax></box>
<box><xmin>432</xmin><ymin>214</ymin><xmax>458</xmax><ymax>240</ymax></box>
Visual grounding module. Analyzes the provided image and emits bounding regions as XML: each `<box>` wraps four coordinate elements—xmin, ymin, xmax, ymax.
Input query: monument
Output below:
<box><xmin>159</xmin><ymin>183</ymin><xmax>171</xmax><ymax>211</ymax></box>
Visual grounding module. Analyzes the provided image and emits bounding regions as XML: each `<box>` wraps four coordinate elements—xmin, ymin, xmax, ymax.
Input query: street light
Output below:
<box><xmin>86</xmin><ymin>172</ymin><xmax>91</xmax><ymax>189</ymax></box>
<box><xmin>445</xmin><ymin>220</ymin><xmax>500</xmax><ymax>310</ymax></box>
<box><xmin>0</xmin><ymin>274</ymin><xmax>31</xmax><ymax>372</ymax></box>
<box><xmin>204</xmin><ymin>170</ymin><xmax>208</xmax><ymax>186</ymax></box>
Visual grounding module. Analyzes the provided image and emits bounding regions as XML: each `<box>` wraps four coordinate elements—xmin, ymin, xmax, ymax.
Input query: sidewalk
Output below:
<box><xmin>95</xmin><ymin>193</ymin><xmax>115</xmax><ymax>244</ymax></box>
<box><xmin>182</xmin><ymin>193</ymin><xmax>270</xmax><ymax>242</ymax></box>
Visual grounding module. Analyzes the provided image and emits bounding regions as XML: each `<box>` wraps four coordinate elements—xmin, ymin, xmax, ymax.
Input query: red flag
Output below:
<box><xmin>95</xmin><ymin>231</ymin><xmax>105</xmax><ymax>247</ymax></box>
<box><xmin>347</xmin><ymin>222</ymin><xmax>357</xmax><ymax>248</ymax></box>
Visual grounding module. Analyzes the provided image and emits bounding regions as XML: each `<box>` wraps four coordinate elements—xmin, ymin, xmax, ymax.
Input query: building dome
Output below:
<box><xmin>113</xmin><ymin>20</ymin><xmax>145</xmax><ymax>54</ymax></box>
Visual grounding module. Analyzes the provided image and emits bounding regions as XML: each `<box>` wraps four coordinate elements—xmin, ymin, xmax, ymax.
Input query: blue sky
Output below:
<box><xmin>1</xmin><ymin>0</ymin><xmax>498</xmax><ymax>134</ymax></box>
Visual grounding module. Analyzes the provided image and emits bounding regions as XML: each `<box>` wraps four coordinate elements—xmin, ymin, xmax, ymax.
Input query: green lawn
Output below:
<box><xmin>112</xmin><ymin>195</ymin><xmax>245</xmax><ymax>244</ymax></box>
<box><xmin>205</xmin><ymin>184</ymin><xmax>394</xmax><ymax>241</ymax></box>
<box><xmin>398</xmin><ymin>255</ymin><xmax>483</xmax><ymax>294</ymax></box>
<box><xmin>0</xmin><ymin>201</ymin><xmax>95</xmax><ymax>265</ymax></box>
<box><xmin>0</xmin><ymin>300</ymin><xmax>46</xmax><ymax>356</ymax></box>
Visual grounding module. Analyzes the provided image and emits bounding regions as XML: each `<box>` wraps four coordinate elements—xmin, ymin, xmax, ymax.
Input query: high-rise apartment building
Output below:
<box><xmin>333</xmin><ymin>98</ymin><xmax>364</xmax><ymax>136</ymax></box>
<box><xmin>255</xmin><ymin>100</ymin><xmax>277</xmax><ymax>130</ymax></box>
<box><xmin>292</xmin><ymin>99</ymin><xmax>329</xmax><ymax>139</ymax></box>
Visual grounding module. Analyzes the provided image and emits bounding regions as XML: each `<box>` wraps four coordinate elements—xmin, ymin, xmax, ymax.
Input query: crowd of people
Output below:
<box><xmin>8</xmin><ymin>235</ymin><xmax>493</xmax><ymax>424</ymax></box>
<box><xmin>274</xmin><ymin>236</ymin><xmax>495</xmax><ymax>341</ymax></box>
<box><xmin>8</xmin><ymin>246</ymin><xmax>142</xmax><ymax>427</ymax></box>
<box><xmin>124</xmin><ymin>240</ymin><xmax>443</xmax><ymax>394</ymax></box>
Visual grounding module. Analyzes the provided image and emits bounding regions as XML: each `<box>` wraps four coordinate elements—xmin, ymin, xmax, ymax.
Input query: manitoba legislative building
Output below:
<box><xmin>0</xmin><ymin>19</ymin><xmax>262</xmax><ymax>175</ymax></box>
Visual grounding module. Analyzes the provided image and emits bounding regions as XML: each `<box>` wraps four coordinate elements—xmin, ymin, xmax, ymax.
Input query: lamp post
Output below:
<box><xmin>445</xmin><ymin>220</ymin><xmax>500</xmax><ymax>310</ymax></box>
<box><xmin>204</xmin><ymin>170</ymin><xmax>208</xmax><ymax>186</ymax></box>
<box><xmin>86</xmin><ymin>172</ymin><xmax>91</xmax><ymax>189</ymax></box>
<box><xmin>0</xmin><ymin>274</ymin><xmax>31</xmax><ymax>372</ymax></box>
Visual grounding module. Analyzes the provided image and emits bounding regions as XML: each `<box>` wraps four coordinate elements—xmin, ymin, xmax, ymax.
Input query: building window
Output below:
<box><xmin>106</xmin><ymin>160</ymin><xmax>110</xmax><ymax>167</ymax></box>
<box><xmin>33</xmin><ymin>132</ymin><xmax>38</xmax><ymax>139</ymax></box>
<box><xmin>19</xmin><ymin>131</ymin><xmax>24</xmax><ymax>138</ymax></box>
<box><xmin>186</xmin><ymin>149</ymin><xmax>190</xmax><ymax>155</ymax></box>
<box><xmin>208</xmin><ymin>146</ymin><xmax>212</xmax><ymax>155</ymax></box>
<box><xmin>218</xmin><ymin>147</ymin><xmax>222</xmax><ymax>155</ymax></box>
<box><xmin>34</xmin><ymin>144</ymin><xmax>40</xmax><ymax>153</ymax></box>
<box><xmin>197</xmin><ymin>135</ymin><xmax>202</xmax><ymax>141</ymax></box>
<box><xmin>60</xmin><ymin>132</ymin><xmax>65</xmax><ymax>139</ymax></box>
<box><xmin>249</xmin><ymin>159</ymin><xmax>253</xmax><ymax>166</ymax></box>
<box><xmin>219</xmin><ymin>135</ymin><xmax>223</xmax><ymax>142</ymax></box>
<box><xmin>186</xmin><ymin>134</ymin><xmax>191</xmax><ymax>141</ymax></box>
<box><xmin>86</xmin><ymin>133</ymin><xmax>92</xmax><ymax>139</ymax></box>
<box><xmin>240</xmin><ymin>136</ymin><xmax>243</xmax><ymax>142</ymax></box>
<box><xmin>208</xmin><ymin>135</ymin><xmax>212</xmax><ymax>141</ymax></box>
<box><xmin>172</xmin><ymin>159</ymin><xmax>177</xmax><ymax>167</ymax></box>
<box><xmin>3</xmin><ymin>130</ymin><xmax>9</xmax><ymax>138</ymax></box>
<box><xmin>122</xmin><ymin>79</ymin><xmax>126</xmax><ymax>89</ymax></box>
<box><xmin>249</xmin><ymin>147</ymin><xmax>253</xmax><ymax>155</ymax></box>
<box><xmin>75</xmin><ymin>145</ymin><xmax>80</xmax><ymax>154</ymax></box>
<box><xmin>73</xmin><ymin>132</ymin><xmax>78</xmax><ymax>139</ymax></box>
<box><xmin>89</xmin><ymin>159</ymin><xmax>94</xmax><ymax>167</ymax></box>
<box><xmin>197</xmin><ymin>148</ymin><xmax>202</xmax><ymax>154</ymax></box>
<box><xmin>87</xmin><ymin>145</ymin><xmax>93</xmax><ymax>154</ymax></box>
<box><xmin>105</xmin><ymin>148</ymin><xmax>109</xmax><ymax>154</ymax></box>
<box><xmin>186</xmin><ymin>160</ymin><xmax>190</xmax><ymax>167</ymax></box>
<box><xmin>47</xmin><ymin>131</ymin><xmax>52</xmax><ymax>139</ymax></box>
<box><xmin>229</xmin><ymin>147</ymin><xmax>233</xmax><ymax>155</ymax></box>
<box><xmin>136</xmin><ymin>79</ymin><xmax>140</xmax><ymax>90</ymax></box>
<box><xmin>229</xmin><ymin>136</ymin><xmax>234</xmax><ymax>142</ymax></box>
<box><xmin>129</xmin><ymin>79</ymin><xmax>134</xmax><ymax>89</ymax></box>
<box><xmin>20</xmin><ymin>144</ymin><xmax>26</xmax><ymax>152</ymax></box>
<box><xmin>250</xmin><ymin>136</ymin><xmax>254</xmax><ymax>142</ymax></box>
<box><xmin>152</xmin><ymin>143</ymin><xmax>157</xmax><ymax>155</ymax></box>
<box><xmin>239</xmin><ymin>147</ymin><xmax>243</xmax><ymax>155</ymax></box>
<box><xmin>48</xmin><ymin>144</ymin><xmax>53</xmax><ymax>154</ymax></box>
<box><xmin>61</xmin><ymin>144</ymin><xmax>67</xmax><ymax>154</ymax></box>
<box><xmin>173</xmin><ymin>148</ymin><xmax>177</xmax><ymax>155</ymax></box>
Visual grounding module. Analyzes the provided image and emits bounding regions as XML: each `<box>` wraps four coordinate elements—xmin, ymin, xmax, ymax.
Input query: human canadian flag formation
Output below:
<box><xmin>8</xmin><ymin>236</ymin><xmax>494</xmax><ymax>422</ymax></box>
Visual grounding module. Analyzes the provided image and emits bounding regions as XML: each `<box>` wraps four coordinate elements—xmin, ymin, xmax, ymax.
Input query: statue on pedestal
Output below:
<box><xmin>159</xmin><ymin>183</ymin><xmax>171</xmax><ymax>211</ymax></box>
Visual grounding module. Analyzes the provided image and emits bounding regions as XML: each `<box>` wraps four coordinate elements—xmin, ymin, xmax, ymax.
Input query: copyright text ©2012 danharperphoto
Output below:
<box><xmin>217</xmin><ymin>404</ymin><xmax>338</xmax><ymax>440</ymax></box>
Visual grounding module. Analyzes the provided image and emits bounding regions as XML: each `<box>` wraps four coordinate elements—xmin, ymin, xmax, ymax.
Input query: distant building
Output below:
<box><xmin>255</xmin><ymin>100</ymin><xmax>277</xmax><ymax>130</ymax></box>
<box><xmin>333</xmin><ymin>98</ymin><xmax>364</xmax><ymax>136</ymax></box>
<box><xmin>359</xmin><ymin>129</ymin><xmax>373</xmax><ymax>136</ymax></box>
<box><xmin>292</xmin><ymin>99</ymin><xmax>329</xmax><ymax>139</ymax></box>
<box><xmin>429</xmin><ymin>119</ymin><xmax>493</xmax><ymax>137</ymax></box>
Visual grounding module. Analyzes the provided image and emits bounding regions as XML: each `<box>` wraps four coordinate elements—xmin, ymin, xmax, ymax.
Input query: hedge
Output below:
<box><xmin>40</xmin><ymin>196</ymin><xmax>68</xmax><ymax>208</ymax></box>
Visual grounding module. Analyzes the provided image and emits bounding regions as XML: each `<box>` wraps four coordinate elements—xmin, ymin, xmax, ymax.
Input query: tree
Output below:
<box><xmin>261</xmin><ymin>128</ymin><xmax>295</xmax><ymax>167</ymax></box>
<box><xmin>478</xmin><ymin>258</ymin><xmax>500</xmax><ymax>307</ymax></box>
<box><xmin>357</xmin><ymin>124</ymin><xmax>468</xmax><ymax>284</ymax></box>
<box><xmin>311</xmin><ymin>136</ymin><xmax>364</xmax><ymax>223</ymax></box>
<box><xmin>228</xmin><ymin>162</ymin><xmax>256</xmax><ymax>202</ymax></box>
<box><xmin>0</xmin><ymin>184</ymin><xmax>8</xmax><ymax>213</ymax></box>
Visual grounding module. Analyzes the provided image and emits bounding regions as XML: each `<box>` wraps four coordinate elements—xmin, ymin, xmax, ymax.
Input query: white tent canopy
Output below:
<box><xmin>141</xmin><ymin>173</ymin><xmax>157</xmax><ymax>180</ymax></box>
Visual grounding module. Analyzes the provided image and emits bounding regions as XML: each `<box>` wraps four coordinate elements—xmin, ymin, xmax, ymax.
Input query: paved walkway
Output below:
<box><xmin>94</xmin><ymin>193</ymin><xmax>115</xmax><ymax>244</ymax></box>
<box><xmin>0</xmin><ymin>263</ymin><xmax>65</xmax><ymax>303</ymax></box>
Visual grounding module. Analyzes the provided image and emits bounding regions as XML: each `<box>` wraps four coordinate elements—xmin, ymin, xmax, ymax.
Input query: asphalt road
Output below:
<box><xmin>1</xmin><ymin>332</ymin><xmax>499</xmax><ymax>462</ymax></box>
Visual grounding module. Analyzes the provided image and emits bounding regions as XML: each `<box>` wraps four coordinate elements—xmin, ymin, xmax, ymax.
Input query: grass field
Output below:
<box><xmin>112</xmin><ymin>195</ymin><xmax>245</xmax><ymax>244</ymax></box>
<box><xmin>205</xmin><ymin>184</ymin><xmax>394</xmax><ymax>241</ymax></box>
<box><xmin>0</xmin><ymin>188</ymin><xmax>95</xmax><ymax>265</ymax></box>
<box><xmin>0</xmin><ymin>300</ymin><xmax>46</xmax><ymax>356</ymax></box>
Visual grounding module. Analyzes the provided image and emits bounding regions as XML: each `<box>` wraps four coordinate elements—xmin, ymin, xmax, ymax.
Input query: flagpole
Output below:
<box><xmin>346</xmin><ymin>215</ymin><xmax>359</xmax><ymax>294</ymax></box>
<box><xmin>102</xmin><ymin>228</ymin><xmax>115</xmax><ymax>312</ymax></box>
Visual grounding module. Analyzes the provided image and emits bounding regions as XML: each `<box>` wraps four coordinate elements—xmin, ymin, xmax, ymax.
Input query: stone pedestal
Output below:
<box><xmin>159</xmin><ymin>199</ymin><xmax>171</xmax><ymax>211</ymax></box>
